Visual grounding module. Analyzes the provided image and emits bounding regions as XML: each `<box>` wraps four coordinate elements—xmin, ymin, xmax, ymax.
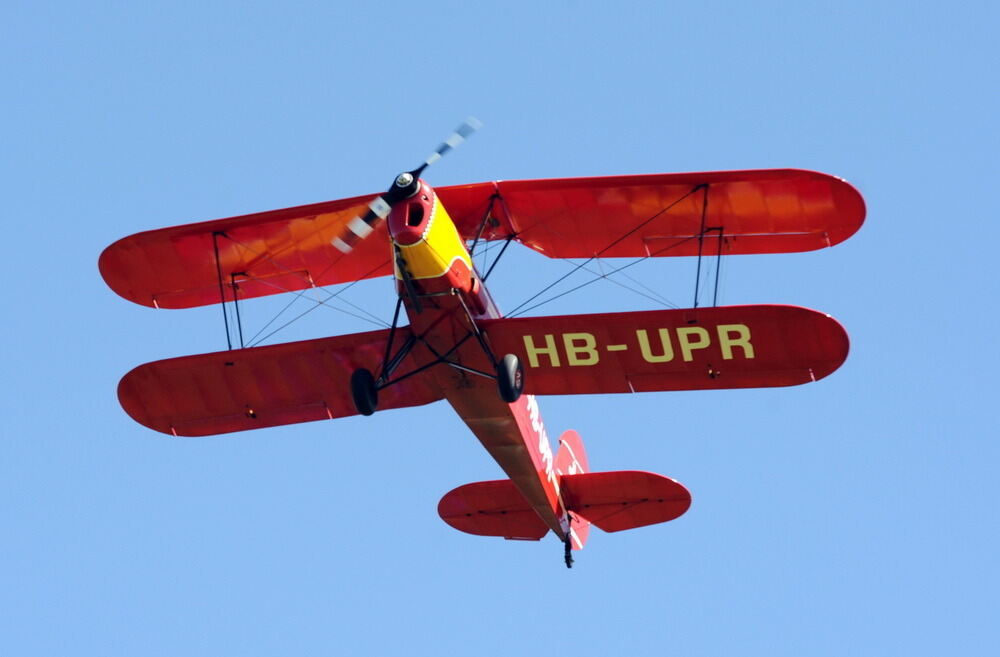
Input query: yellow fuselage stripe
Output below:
<box><xmin>393</xmin><ymin>196</ymin><xmax>472</xmax><ymax>280</ymax></box>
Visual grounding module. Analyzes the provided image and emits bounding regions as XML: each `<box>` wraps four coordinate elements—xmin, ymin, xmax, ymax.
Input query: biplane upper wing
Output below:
<box><xmin>99</xmin><ymin>193</ymin><xmax>394</xmax><ymax>309</ymax></box>
<box><xmin>441</xmin><ymin>169</ymin><xmax>865</xmax><ymax>258</ymax></box>
<box><xmin>100</xmin><ymin>170</ymin><xmax>862</xmax><ymax>309</ymax></box>
<box><xmin>480</xmin><ymin>305</ymin><xmax>848</xmax><ymax>394</ymax></box>
<box><xmin>118</xmin><ymin>327</ymin><xmax>443</xmax><ymax>436</ymax></box>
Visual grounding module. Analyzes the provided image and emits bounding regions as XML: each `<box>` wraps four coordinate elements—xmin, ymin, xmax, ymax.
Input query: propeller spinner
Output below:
<box><xmin>331</xmin><ymin>118</ymin><xmax>482</xmax><ymax>253</ymax></box>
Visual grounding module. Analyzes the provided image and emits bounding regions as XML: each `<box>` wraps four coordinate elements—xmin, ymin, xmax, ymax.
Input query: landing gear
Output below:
<box><xmin>564</xmin><ymin>538</ymin><xmax>574</xmax><ymax>569</ymax></box>
<box><xmin>497</xmin><ymin>353</ymin><xmax>524</xmax><ymax>403</ymax></box>
<box><xmin>350</xmin><ymin>368</ymin><xmax>378</xmax><ymax>416</ymax></box>
<box><xmin>351</xmin><ymin>294</ymin><xmax>523</xmax><ymax>411</ymax></box>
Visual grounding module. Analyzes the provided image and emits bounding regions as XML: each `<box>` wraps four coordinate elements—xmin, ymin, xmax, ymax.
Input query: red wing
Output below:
<box><xmin>101</xmin><ymin>170</ymin><xmax>862</xmax><ymax>310</ymax></box>
<box><xmin>479</xmin><ymin>305</ymin><xmax>848</xmax><ymax>395</ymax></box>
<box><xmin>118</xmin><ymin>328</ymin><xmax>443</xmax><ymax>436</ymax></box>
<box><xmin>437</xmin><ymin>480</ymin><xmax>549</xmax><ymax>540</ymax></box>
<box><xmin>560</xmin><ymin>471</ymin><xmax>691</xmax><ymax>532</ymax></box>
<box><xmin>442</xmin><ymin>169</ymin><xmax>864</xmax><ymax>258</ymax></box>
<box><xmin>99</xmin><ymin>193</ymin><xmax>393</xmax><ymax>309</ymax></box>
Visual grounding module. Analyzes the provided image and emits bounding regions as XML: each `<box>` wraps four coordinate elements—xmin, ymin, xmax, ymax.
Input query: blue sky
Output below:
<box><xmin>3</xmin><ymin>1</ymin><xmax>997</xmax><ymax>655</ymax></box>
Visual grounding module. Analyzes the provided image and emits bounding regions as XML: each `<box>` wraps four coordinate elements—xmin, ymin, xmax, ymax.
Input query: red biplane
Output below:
<box><xmin>100</xmin><ymin>120</ymin><xmax>864</xmax><ymax>566</ymax></box>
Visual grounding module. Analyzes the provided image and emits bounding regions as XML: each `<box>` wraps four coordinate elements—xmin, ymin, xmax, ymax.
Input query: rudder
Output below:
<box><xmin>555</xmin><ymin>430</ymin><xmax>592</xmax><ymax>550</ymax></box>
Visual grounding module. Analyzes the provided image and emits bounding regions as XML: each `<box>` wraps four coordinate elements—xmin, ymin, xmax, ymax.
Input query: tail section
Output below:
<box><xmin>554</xmin><ymin>430</ymin><xmax>592</xmax><ymax>551</ymax></box>
<box><xmin>437</xmin><ymin>479</ymin><xmax>548</xmax><ymax>540</ymax></box>
<box><xmin>561</xmin><ymin>470</ymin><xmax>691</xmax><ymax>532</ymax></box>
<box><xmin>436</xmin><ymin>429</ymin><xmax>596</xmax><ymax>544</ymax></box>
<box><xmin>438</xmin><ymin>429</ymin><xmax>691</xmax><ymax>550</ymax></box>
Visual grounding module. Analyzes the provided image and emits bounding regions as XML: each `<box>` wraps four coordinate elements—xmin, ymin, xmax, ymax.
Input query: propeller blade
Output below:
<box><xmin>331</xmin><ymin>196</ymin><xmax>392</xmax><ymax>253</ymax></box>
<box><xmin>332</xmin><ymin>117</ymin><xmax>482</xmax><ymax>253</ymax></box>
<box><xmin>419</xmin><ymin>117</ymin><xmax>483</xmax><ymax>171</ymax></box>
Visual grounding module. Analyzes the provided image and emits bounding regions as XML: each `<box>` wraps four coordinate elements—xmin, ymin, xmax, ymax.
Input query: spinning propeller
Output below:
<box><xmin>331</xmin><ymin>117</ymin><xmax>483</xmax><ymax>253</ymax></box>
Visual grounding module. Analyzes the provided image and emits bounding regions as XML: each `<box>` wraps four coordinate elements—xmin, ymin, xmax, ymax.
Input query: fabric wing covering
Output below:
<box><xmin>118</xmin><ymin>328</ymin><xmax>442</xmax><ymax>436</ymax></box>
<box><xmin>100</xmin><ymin>169</ymin><xmax>864</xmax><ymax>309</ymax></box>
<box><xmin>437</xmin><ymin>471</ymin><xmax>691</xmax><ymax>538</ymax></box>
<box><xmin>480</xmin><ymin>305</ymin><xmax>849</xmax><ymax>395</ymax></box>
<box><xmin>444</xmin><ymin>168</ymin><xmax>865</xmax><ymax>258</ymax></box>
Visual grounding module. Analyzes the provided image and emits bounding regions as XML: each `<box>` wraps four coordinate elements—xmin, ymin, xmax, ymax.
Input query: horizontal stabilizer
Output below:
<box><xmin>438</xmin><ymin>480</ymin><xmax>549</xmax><ymax>540</ymax></box>
<box><xmin>481</xmin><ymin>305</ymin><xmax>848</xmax><ymax>395</ymax></box>
<box><xmin>561</xmin><ymin>471</ymin><xmax>691</xmax><ymax>532</ymax></box>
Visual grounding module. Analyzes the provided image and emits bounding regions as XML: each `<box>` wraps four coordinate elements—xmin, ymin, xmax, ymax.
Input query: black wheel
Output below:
<box><xmin>350</xmin><ymin>368</ymin><xmax>378</xmax><ymax>416</ymax></box>
<box><xmin>497</xmin><ymin>353</ymin><xmax>524</xmax><ymax>403</ymax></box>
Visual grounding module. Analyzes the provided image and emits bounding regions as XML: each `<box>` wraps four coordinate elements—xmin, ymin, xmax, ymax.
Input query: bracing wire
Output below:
<box><xmin>245</xmin><ymin>261</ymin><xmax>393</xmax><ymax>347</ymax></box>
<box><xmin>508</xmin><ymin>234</ymin><xmax>700</xmax><ymax>318</ymax></box>
<box><xmin>214</xmin><ymin>230</ymin><xmax>392</xmax><ymax>345</ymax></box>
<box><xmin>506</xmin><ymin>184</ymin><xmax>704</xmax><ymax>317</ymax></box>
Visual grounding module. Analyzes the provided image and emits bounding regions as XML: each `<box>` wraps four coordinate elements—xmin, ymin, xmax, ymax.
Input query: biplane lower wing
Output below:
<box><xmin>480</xmin><ymin>305</ymin><xmax>848</xmax><ymax>395</ymax></box>
<box><xmin>118</xmin><ymin>328</ymin><xmax>442</xmax><ymax>436</ymax></box>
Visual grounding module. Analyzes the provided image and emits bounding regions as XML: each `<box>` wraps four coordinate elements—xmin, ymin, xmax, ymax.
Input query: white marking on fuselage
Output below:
<box><xmin>525</xmin><ymin>394</ymin><xmax>558</xmax><ymax>493</ymax></box>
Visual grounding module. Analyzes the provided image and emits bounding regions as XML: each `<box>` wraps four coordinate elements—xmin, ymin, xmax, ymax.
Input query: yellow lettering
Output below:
<box><xmin>563</xmin><ymin>333</ymin><xmax>599</xmax><ymax>366</ymax></box>
<box><xmin>637</xmin><ymin>329</ymin><xmax>674</xmax><ymax>363</ymax></box>
<box><xmin>677</xmin><ymin>326</ymin><xmax>710</xmax><ymax>362</ymax></box>
<box><xmin>717</xmin><ymin>324</ymin><xmax>754</xmax><ymax>360</ymax></box>
<box><xmin>523</xmin><ymin>334</ymin><xmax>560</xmax><ymax>368</ymax></box>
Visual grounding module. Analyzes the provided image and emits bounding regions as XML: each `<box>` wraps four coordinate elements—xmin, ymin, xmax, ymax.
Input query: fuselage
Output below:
<box><xmin>385</xmin><ymin>180</ymin><xmax>570</xmax><ymax>540</ymax></box>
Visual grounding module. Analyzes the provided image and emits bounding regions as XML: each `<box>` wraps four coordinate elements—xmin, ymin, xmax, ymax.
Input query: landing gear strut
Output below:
<box><xmin>351</xmin><ymin>291</ymin><xmax>526</xmax><ymax>414</ymax></box>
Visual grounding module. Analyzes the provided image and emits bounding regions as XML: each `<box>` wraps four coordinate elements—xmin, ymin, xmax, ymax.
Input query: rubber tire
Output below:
<box><xmin>350</xmin><ymin>368</ymin><xmax>378</xmax><ymax>416</ymax></box>
<box><xmin>497</xmin><ymin>353</ymin><xmax>524</xmax><ymax>403</ymax></box>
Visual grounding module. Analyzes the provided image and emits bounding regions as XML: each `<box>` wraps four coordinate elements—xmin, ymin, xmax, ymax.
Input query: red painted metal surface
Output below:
<box><xmin>99</xmin><ymin>169</ymin><xmax>863</xmax><ymax>309</ymax></box>
<box><xmin>560</xmin><ymin>471</ymin><xmax>691</xmax><ymax>532</ymax></box>
<box><xmin>118</xmin><ymin>328</ymin><xmax>442</xmax><ymax>436</ymax></box>
<box><xmin>395</xmin><ymin>285</ymin><xmax>568</xmax><ymax>540</ymax></box>
<box><xmin>387</xmin><ymin>181</ymin><xmax>435</xmax><ymax>246</ymax></box>
<box><xmin>480</xmin><ymin>305</ymin><xmax>848</xmax><ymax>395</ymax></box>
<box><xmin>440</xmin><ymin>384</ymin><xmax>568</xmax><ymax>538</ymax></box>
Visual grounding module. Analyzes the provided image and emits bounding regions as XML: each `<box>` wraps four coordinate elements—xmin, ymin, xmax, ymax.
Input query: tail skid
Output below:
<box><xmin>438</xmin><ymin>430</ymin><xmax>691</xmax><ymax>567</ymax></box>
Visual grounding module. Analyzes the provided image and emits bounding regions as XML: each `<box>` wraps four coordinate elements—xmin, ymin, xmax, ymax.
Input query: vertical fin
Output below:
<box><xmin>555</xmin><ymin>430</ymin><xmax>591</xmax><ymax>550</ymax></box>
